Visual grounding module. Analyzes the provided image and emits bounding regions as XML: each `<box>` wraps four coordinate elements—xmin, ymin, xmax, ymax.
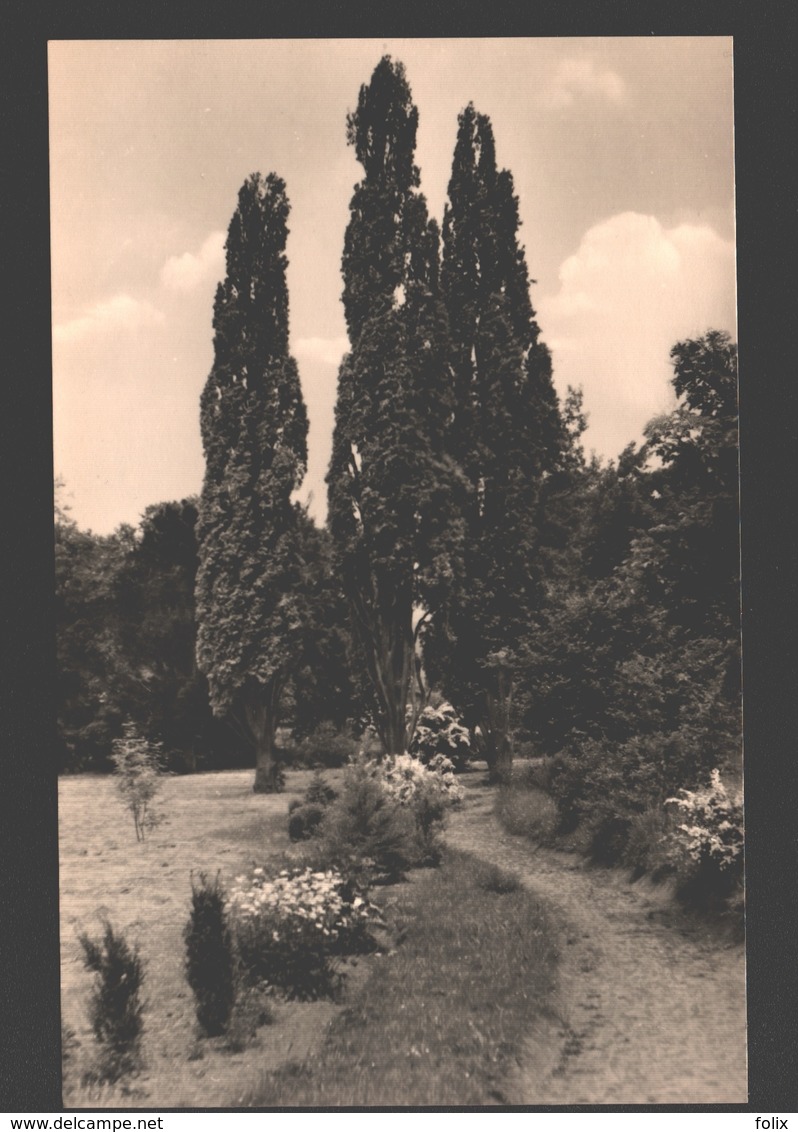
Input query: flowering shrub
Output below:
<box><xmin>358</xmin><ymin>752</ymin><xmax>463</xmax><ymax>866</ymax></box>
<box><xmin>665</xmin><ymin>770</ymin><xmax>744</xmax><ymax>913</ymax></box>
<box><xmin>227</xmin><ymin>866</ymin><xmax>381</xmax><ymax>998</ymax></box>
<box><xmin>363</xmin><ymin>752</ymin><xmax>465</xmax><ymax>807</ymax></box>
<box><xmin>312</xmin><ymin>766</ymin><xmax>420</xmax><ymax>883</ymax></box>
<box><xmin>666</xmin><ymin>769</ymin><xmax>744</xmax><ymax>875</ymax></box>
<box><xmin>409</xmin><ymin>702</ymin><xmax>472</xmax><ymax>771</ymax></box>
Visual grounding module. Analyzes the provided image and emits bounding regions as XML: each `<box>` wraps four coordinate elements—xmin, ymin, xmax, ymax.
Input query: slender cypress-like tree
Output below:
<box><xmin>196</xmin><ymin>173</ymin><xmax>308</xmax><ymax>792</ymax></box>
<box><xmin>431</xmin><ymin>104</ymin><xmax>564</xmax><ymax>782</ymax></box>
<box><xmin>327</xmin><ymin>57</ymin><xmax>464</xmax><ymax>755</ymax></box>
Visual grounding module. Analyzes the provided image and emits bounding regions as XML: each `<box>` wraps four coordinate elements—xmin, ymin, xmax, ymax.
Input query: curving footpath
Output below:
<box><xmin>446</xmin><ymin>777</ymin><xmax>747</xmax><ymax>1105</ymax></box>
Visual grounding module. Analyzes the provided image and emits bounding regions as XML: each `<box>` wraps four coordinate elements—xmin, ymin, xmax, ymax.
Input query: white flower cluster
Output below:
<box><xmin>227</xmin><ymin>866</ymin><xmax>373</xmax><ymax>941</ymax></box>
<box><xmin>413</xmin><ymin>703</ymin><xmax>471</xmax><ymax>753</ymax></box>
<box><xmin>666</xmin><ymin>769</ymin><xmax>744</xmax><ymax>871</ymax></box>
<box><xmin>361</xmin><ymin>752</ymin><xmax>464</xmax><ymax>806</ymax></box>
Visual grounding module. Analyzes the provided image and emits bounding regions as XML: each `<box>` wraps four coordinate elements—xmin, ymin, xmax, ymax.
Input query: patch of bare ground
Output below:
<box><xmin>446</xmin><ymin>770</ymin><xmax>747</xmax><ymax>1105</ymax></box>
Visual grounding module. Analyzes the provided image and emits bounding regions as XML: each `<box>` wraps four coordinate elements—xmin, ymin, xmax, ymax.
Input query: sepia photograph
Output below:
<box><xmin>50</xmin><ymin>37</ymin><xmax>745</xmax><ymax>1107</ymax></box>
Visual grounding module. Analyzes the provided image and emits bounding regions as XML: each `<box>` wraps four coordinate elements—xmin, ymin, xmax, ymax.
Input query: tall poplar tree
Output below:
<box><xmin>432</xmin><ymin>104</ymin><xmax>564</xmax><ymax>781</ymax></box>
<box><xmin>327</xmin><ymin>57</ymin><xmax>464</xmax><ymax>755</ymax></box>
<box><xmin>196</xmin><ymin>173</ymin><xmax>308</xmax><ymax>792</ymax></box>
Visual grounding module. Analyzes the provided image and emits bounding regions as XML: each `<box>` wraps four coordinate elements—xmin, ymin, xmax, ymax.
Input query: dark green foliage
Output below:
<box><xmin>55</xmin><ymin>495</ymin><xmax>250</xmax><ymax>775</ymax></box>
<box><xmin>621</xmin><ymin>807</ymin><xmax>676</xmax><ymax>881</ymax></box>
<box><xmin>408</xmin><ymin>700</ymin><xmax>472</xmax><ymax>771</ymax></box>
<box><xmin>183</xmin><ymin>873</ymin><xmax>236</xmax><ymax>1037</ymax></box>
<box><xmin>327</xmin><ymin>56</ymin><xmax>465</xmax><ymax>754</ymax></box>
<box><xmin>427</xmin><ymin>104</ymin><xmax>565</xmax><ymax>783</ymax></box>
<box><xmin>282</xmin><ymin>519</ymin><xmax>365</xmax><ymax>742</ymax></box>
<box><xmin>196</xmin><ymin>173</ymin><xmax>309</xmax><ymax>793</ymax></box>
<box><xmin>110</xmin><ymin>498</ymin><xmax>239</xmax><ymax>774</ymax></box>
<box><xmin>287</xmin><ymin>802</ymin><xmax>326</xmax><ymax>842</ymax></box>
<box><xmin>303</xmin><ymin>771</ymin><xmax>338</xmax><ymax>807</ymax></box>
<box><xmin>473</xmin><ymin>861</ymin><xmax>523</xmax><ymax>894</ymax></box>
<box><xmin>675</xmin><ymin>854</ymin><xmax>744</xmax><ymax>913</ymax></box>
<box><xmin>495</xmin><ymin>781</ymin><xmax>558</xmax><ymax>844</ymax></box>
<box><xmin>55</xmin><ymin>519</ymin><xmax>136</xmax><ymax>771</ymax></box>
<box><xmin>523</xmin><ymin>332</ymin><xmax>741</xmax><ymax>871</ymax></box>
<box><xmin>287</xmin><ymin>770</ymin><xmax>340</xmax><ymax>840</ymax></box>
<box><xmin>289</xmin><ymin>722</ymin><xmax>358</xmax><ymax>769</ymax></box>
<box><xmin>78</xmin><ymin>921</ymin><xmax>144</xmax><ymax>1081</ymax></box>
<box><xmin>316</xmin><ymin>763</ymin><xmax>419</xmax><ymax>883</ymax></box>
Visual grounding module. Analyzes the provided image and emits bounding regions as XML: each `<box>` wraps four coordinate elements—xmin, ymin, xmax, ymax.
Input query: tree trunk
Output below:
<box><xmin>243</xmin><ymin>681</ymin><xmax>282</xmax><ymax>793</ymax></box>
<box><xmin>483</xmin><ymin>668</ymin><xmax>514</xmax><ymax>784</ymax></box>
<box><xmin>353</xmin><ymin>586</ymin><xmax>418</xmax><ymax>756</ymax></box>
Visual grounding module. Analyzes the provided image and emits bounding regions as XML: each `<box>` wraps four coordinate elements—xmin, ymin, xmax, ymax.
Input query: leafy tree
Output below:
<box><xmin>327</xmin><ymin>56</ymin><xmax>465</xmax><ymax>755</ymax></box>
<box><xmin>428</xmin><ymin>104</ymin><xmax>564</xmax><ymax>781</ymax></box>
<box><xmin>524</xmin><ymin>332</ymin><xmax>740</xmax><ymax>849</ymax></box>
<box><xmin>283</xmin><ymin>513</ymin><xmax>362</xmax><ymax>740</ymax></box>
<box><xmin>196</xmin><ymin>173</ymin><xmax>309</xmax><ymax>792</ymax></box>
<box><xmin>55</xmin><ymin>512</ymin><xmax>136</xmax><ymax>771</ymax></box>
<box><xmin>111</xmin><ymin>499</ymin><xmax>249</xmax><ymax>773</ymax></box>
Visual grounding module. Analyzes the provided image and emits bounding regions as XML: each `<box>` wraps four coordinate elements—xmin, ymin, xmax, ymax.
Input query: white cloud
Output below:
<box><xmin>548</xmin><ymin>59</ymin><xmax>627</xmax><ymax>108</ymax></box>
<box><xmin>537</xmin><ymin>212</ymin><xmax>736</xmax><ymax>460</ymax></box>
<box><xmin>160</xmin><ymin>230</ymin><xmax>225</xmax><ymax>292</ymax></box>
<box><xmin>293</xmin><ymin>335</ymin><xmax>349</xmax><ymax>367</ymax></box>
<box><xmin>53</xmin><ymin>293</ymin><xmax>165</xmax><ymax>346</ymax></box>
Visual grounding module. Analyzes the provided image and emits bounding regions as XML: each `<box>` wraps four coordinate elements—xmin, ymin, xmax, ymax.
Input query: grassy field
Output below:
<box><xmin>59</xmin><ymin>767</ymin><xmax>559</xmax><ymax>1108</ymax></box>
<box><xmin>242</xmin><ymin>850</ymin><xmax>559</xmax><ymax>1106</ymax></box>
<box><xmin>60</xmin><ymin>768</ymin><xmax>345</xmax><ymax>1107</ymax></box>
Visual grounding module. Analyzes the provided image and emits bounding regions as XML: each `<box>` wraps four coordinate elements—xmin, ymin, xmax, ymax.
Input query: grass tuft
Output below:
<box><xmin>240</xmin><ymin>848</ymin><xmax>559</xmax><ymax>1107</ymax></box>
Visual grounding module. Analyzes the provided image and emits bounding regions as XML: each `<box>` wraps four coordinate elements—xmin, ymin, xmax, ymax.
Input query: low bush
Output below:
<box><xmin>228</xmin><ymin>865</ymin><xmax>383</xmax><ymax>999</ymax></box>
<box><xmin>304</xmin><ymin>772</ymin><xmax>338</xmax><ymax>807</ymax></box>
<box><xmin>523</xmin><ymin>756</ymin><xmax>557</xmax><ymax>794</ymax></box>
<box><xmin>473</xmin><ymin>860</ymin><xmax>523</xmax><ymax>894</ymax></box>
<box><xmin>288</xmin><ymin>802</ymin><xmax>326</xmax><ymax>842</ymax></box>
<box><xmin>287</xmin><ymin>772</ymin><xmax>339</xmax><ymax>842</ymax></box>
<box><xmin>409</xmin><ymin>702</ymin><xmax>472</xmax><ymax>771</ymax></box>
<box><xmin>314</xmin><ymin>766</ymin><xmax>420</xmax><ymax>883</ymax></box>
<box><xmin>621</xmin><ymin>806</ymin><xmax>676</xmax><ymax>880</ymax></box>
<box><xmin>289</xmin><ymin>723</ymin><xmax>359</xmax><ymax>769</ymax></box>
<box><xmin>548</xmin><ymin>736</ymin><xmax>669</xmax><ymax>862</ymax></box>
<box><xmin>78</xmin><ymin>921</ymin><xmax>145</xmax><ymax>1082</ymax></box>
<box><xmin>360</xmin><ymin>752</ymin><xmax>463</xmax><ymax>867</ymax></box>
<box><xmin>307</xmin><ymin>753</ymin><xmax>463</xmax><ymax>880</ymax></box>
<box><xmin>495</xmin><ymin>783</ymin><xmax>558</xmax><ymax>844</ymax></box>
<box><xmin>183</xmin><ymin>872</ymin><xmax>236</xmax><ymax>1037</ymax></box>
<box><xmin>666</xmin><ymin>769</ymin><xmax>744</xmax><ymax>913</ymax></box>
<box><xmin>585</xmin><ymin>813</ymin><xmax>634</xmax><ymax>866</ymax></box>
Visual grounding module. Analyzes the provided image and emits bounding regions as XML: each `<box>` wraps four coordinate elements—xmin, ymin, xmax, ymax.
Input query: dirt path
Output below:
<box><xmin>446</xmin><ymin>776</ymin><xmax>747</xmax><ymax>1105</ymax></box>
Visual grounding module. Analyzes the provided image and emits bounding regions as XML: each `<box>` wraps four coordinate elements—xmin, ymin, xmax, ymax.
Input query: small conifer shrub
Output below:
<box><xmin>184</xmin><ymin>872</ymin><xmax>236</xmax><ymax>1036</ymax></box>
<box><xmin>78</xmin><ymin>921</ymin><xmax>144</xmax><ymax>1081</ymax></box>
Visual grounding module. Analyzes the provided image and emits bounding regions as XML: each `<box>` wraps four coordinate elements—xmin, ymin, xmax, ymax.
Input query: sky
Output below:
<box><xmin>49</xmin><ymin>37</ymin><xmax>736</xmax><ymax>534</ymax></box>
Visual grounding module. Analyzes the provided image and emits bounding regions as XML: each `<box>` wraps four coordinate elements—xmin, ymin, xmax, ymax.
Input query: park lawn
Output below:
<box><xmin>59</xmin><ymin>767</ymin><xmax>347</xmax><ymax>1108</ymax></box>
<box><xmin>243</xmin><ymin>850</ymin><xmax>560</xmax><ymax>1107</ymax></box>
<box><xmin>60</xmin><ymin>766</ymin><xmax>560</xmax><ymax>1108</ymax></box>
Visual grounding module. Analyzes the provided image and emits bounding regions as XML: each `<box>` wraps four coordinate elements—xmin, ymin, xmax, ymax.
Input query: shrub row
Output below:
<box><xmin>497</xmin><ymin>753</ymin><xmax>744</xmax><ymax>919</ymax></box>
